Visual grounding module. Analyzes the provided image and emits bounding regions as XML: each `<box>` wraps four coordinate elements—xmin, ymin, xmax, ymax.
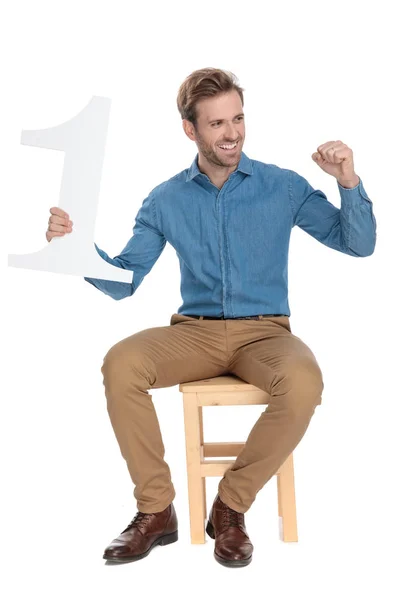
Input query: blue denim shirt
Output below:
<box><xmin>84</xmin><ymin>151</ymin><xmax>377</xmax><ymax>317</ymax></box>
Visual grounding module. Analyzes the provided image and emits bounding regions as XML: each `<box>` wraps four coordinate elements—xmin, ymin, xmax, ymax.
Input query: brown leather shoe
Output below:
<box><xmin>206</xmin><ymin>494</ymin><xmax>253</xmax><ymax>567</ymax></box>
<box><xmin>103</xmin><ymin>502</ymin><xmax>178</xmax><ymax>563</ymax></box>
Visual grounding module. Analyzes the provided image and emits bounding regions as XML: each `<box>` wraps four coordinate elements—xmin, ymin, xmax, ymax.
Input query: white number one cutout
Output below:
<box><xmin>8</xmin><ymin>96</ymin><xmax>133</xmax><ymax>283</ymax></box>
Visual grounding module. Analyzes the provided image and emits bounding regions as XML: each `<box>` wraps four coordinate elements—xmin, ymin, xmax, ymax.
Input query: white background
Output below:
<box><xmin>2</xmin><ymin>0</ymin><xmax>399</xmax><ymax>598</ymax></box>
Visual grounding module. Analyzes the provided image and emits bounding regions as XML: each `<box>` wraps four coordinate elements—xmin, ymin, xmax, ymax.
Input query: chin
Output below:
<box><xmin>218</xmin><ymin>149</ymin><xmax>241</xmax><ymax>160</ymax></box>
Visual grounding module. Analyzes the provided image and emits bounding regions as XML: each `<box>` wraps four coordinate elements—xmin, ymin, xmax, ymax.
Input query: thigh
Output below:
<box><xmin>102</xmin><ymin>315</ymin><xmax>230</xmax><ymax>390</ymax></box>
<box><xmin>229</xmin><ymin>322</ymin><xmax>324</xmax><ymax>404</ymax></box>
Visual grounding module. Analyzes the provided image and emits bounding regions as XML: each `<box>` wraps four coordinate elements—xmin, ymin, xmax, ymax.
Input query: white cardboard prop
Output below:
<box><xmin>8</xmin><ymin>96</ymin><xmax>133</xmax><ymax>283</ymax></box>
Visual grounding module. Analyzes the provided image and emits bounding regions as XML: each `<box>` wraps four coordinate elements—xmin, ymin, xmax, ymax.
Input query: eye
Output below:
<box><xmin>211</xmin><ymin>116</ymin><xmax>244</xmax><ymax>127</ymax></box>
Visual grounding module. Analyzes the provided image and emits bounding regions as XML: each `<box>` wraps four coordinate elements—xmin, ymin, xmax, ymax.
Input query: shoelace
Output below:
<box><xmin>221</xmin><ymin>506</ymin><xmax>244</xmax><ymax>529</ymax></box>
<box><xmin>121</xmin><ymin>511</ymin><xmax>153</xmax><ymax>533</ymax></box>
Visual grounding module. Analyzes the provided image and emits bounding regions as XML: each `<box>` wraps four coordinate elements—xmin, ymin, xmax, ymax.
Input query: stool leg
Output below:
<box><xmin>276</xmin><ymin>453</ymin><xmax>298</xmax><ymax>542</ymax></box>
<box><xmin>198</xmin><ymin>406</ymin><xmax>207</xmax><ymax>524</ymax></box>
<box><xmin>182</xmin><ymin>393</ymin><xmax>206</xmax><ymax>544</ymax></box>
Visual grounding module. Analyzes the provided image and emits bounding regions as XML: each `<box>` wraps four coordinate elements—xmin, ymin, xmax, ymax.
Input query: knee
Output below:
<box><xmin>101</xmin><ymin>342</ymin><xmax>155</xmax><ymax>387</ymax></box>
<box><xmin>101</xmin><ymin>345</ymin><xmax>128</xmax><ymax>386</ymax></box>
<box><xmin>274</xmin><ymin>357</ymin><xmax>324</xmax><ymax>410</ymax></box>
<box><xmin>102</xmin><ymin>340</ymin><xmax>127</xmax><ymax>371</ymax></box>
<box><xmin>300</xmin><ymin>357</ymin><xmax>324</xmax><ymax>395</ymax></box>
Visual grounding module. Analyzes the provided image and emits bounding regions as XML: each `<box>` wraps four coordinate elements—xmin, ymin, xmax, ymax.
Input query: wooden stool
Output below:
<box><xmin>180</xmin><ymin>374</ymin><xmax>298</xmax><ymax>544</ymax></box>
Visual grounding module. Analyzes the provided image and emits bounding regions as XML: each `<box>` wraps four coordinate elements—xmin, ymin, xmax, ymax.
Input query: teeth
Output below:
<box><xmin>219</xmin><ymin>142</ymin><xmax>237</xmax><ymax>149</ymax></box>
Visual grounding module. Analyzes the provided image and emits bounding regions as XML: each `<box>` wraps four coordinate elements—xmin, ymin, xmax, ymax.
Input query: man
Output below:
<box><xmin>46</xmin><ymin>68</ymin><xmax>377</xmax><ymax>568</ymax></box>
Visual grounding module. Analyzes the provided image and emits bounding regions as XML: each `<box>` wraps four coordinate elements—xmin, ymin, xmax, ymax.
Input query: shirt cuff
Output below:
<box><xmin>337</xmin><ymin>178</ymin><xmax>372</xmax><ymax>204</ymax></box>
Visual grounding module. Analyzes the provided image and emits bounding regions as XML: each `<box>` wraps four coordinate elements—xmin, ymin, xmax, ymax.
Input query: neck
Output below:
<box><xmin>197</xmin><ymin>152</ymin><xmax>239</xmax><ymax>188</ymax></box>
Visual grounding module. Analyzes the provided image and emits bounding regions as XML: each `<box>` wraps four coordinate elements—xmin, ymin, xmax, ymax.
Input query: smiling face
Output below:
<box><xmin>183</xmin><ymin>90</ymin><xmax>245</xmax><ymax>172</ymax></box>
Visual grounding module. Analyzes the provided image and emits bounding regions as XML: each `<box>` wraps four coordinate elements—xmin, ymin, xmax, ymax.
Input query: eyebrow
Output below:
<box><xmin>208</xmin><ymin>113</ymin><xmax>245</xmax><ymax>123</ymax></box>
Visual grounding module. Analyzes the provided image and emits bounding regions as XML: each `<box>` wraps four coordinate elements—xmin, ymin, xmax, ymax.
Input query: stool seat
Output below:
<box><xmin>180</xmin><ymin>374</ymin><xmax>298</xmax><ymax>544</ymax></box>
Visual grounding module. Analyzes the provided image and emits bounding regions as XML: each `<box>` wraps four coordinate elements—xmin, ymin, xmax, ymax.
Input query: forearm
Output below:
<box><xmin>337</xmin><ymin>174</ymin><xmax>360</xmax><ymax>189</ymax></box>
<box><xmin>337</xmin><ymin>178</ymin><xmax>377</xmax><ymax>257</ymax></box>
<box><xmin>83</xmin><ymin>244</ymin><xmax>134</xmax><ymax>300</ymax></box>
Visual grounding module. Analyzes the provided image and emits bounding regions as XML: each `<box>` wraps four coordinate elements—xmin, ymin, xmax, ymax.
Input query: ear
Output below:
<box><xmin>182</xmin><ymin>119</ymin><xmax>196</xmax><ymax>142</ymax></box>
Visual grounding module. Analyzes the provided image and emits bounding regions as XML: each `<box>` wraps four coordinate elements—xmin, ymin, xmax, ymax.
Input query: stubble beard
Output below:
<box><xmin>197</xmin><ymin>136</ymin><xmax>241</xmax><ymax>169</ymax></box>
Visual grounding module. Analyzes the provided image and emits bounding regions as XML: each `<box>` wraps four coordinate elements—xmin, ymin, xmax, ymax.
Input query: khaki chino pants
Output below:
<box><xmin>101</xmin><ymin>313</ymin><xmax>324</xmax><ymax>514</ymax></box>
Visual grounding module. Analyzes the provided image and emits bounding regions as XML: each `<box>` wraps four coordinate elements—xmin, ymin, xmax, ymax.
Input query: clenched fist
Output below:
<box><xmin>312</xmin><ymin>141</ymin><xmax>360</xmax><ymax>188</ymax></box>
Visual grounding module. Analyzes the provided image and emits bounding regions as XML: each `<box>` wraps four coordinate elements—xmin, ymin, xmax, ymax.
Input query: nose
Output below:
<box><xmin>224</xmin><ymin>122</ymin><xmax>239</xmax><ymax>141</ymax></box>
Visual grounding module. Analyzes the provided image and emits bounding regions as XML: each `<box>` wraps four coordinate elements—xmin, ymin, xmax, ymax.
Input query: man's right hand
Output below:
<box><xmin>46</xmin><ymin>207</ymin><xmax>73</xmax><ymax>242</ymax></box>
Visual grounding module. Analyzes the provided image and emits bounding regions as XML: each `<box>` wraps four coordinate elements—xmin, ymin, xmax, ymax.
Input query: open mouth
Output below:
<box><xmin>218</xmin><ymin>141</ymin><xmax>239</xmax><ymax>152</ymax></box>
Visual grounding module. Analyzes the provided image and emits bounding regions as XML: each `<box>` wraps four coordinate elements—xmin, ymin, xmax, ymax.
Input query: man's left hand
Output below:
<box><xmin>312</xmin><ymin>141</ymin><xmax>360</xmax><ymax>188</ymax></box>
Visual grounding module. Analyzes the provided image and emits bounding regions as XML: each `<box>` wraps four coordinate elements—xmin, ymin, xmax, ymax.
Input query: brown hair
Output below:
<box><xmin>176</xmin><ymin>67</ymin><xmax>245</xmax><ymax>128</ymax></box>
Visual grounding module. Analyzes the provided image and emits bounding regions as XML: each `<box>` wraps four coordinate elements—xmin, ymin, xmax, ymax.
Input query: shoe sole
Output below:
<box><xmin>103</xmin><ymin>530</ymin><xmax>178</xmax><ymax>563</ymax></box>
<box><xmin>206</xmin><ymin>520</ymin><xmax>252</xmax><ymax>568</ymax></box>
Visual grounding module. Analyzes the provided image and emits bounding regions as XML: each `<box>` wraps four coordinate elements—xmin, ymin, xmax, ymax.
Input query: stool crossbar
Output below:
<box><xmin>179</xmin><ymin>374</ymin><xmax>298</xmax><ymax>544</ymax></box>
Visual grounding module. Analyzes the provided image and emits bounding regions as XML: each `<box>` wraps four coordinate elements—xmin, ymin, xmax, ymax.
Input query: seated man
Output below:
<box><xmin>46</xmin><ymin>67</ymin><xmax>377</xmax><ymax>568</ymax></box>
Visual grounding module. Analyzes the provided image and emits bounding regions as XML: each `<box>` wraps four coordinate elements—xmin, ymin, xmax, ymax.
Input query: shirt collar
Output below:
<box><xmin>185</xmin><ymin>150</ymin><xmax>253</xmax><ymax>182</ymax></box>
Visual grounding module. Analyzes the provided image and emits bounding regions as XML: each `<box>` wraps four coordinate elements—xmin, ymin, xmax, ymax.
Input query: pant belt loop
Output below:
<box><xmin>199</xmin><ymin>316</ymin><xmax>204</xmax><ymax>320</ymax></box>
